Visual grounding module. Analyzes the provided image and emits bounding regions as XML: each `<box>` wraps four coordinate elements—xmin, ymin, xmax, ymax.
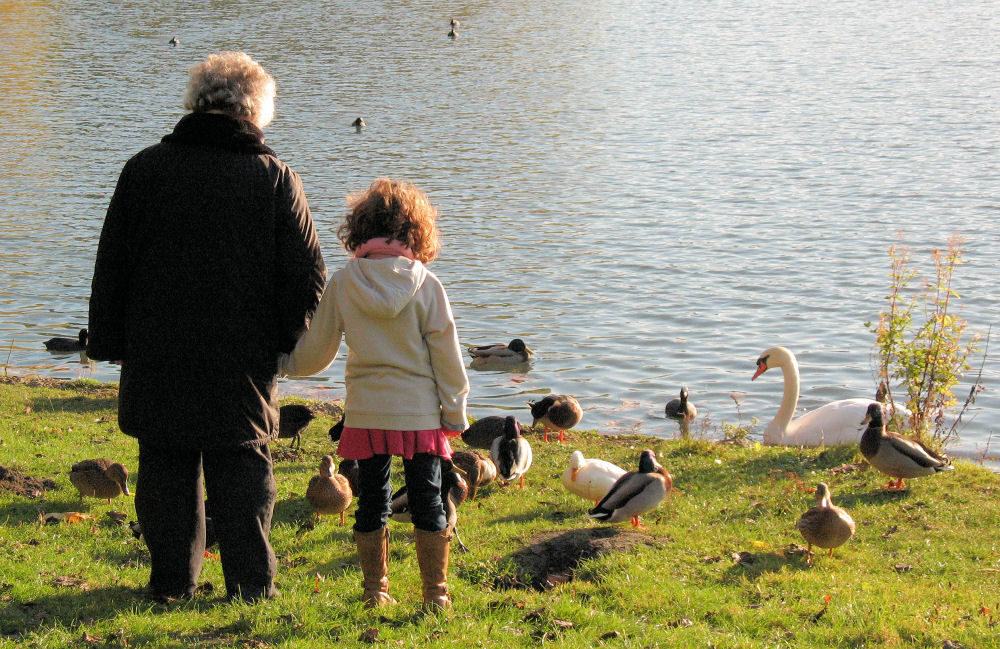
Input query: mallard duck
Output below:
<box><xmin>389</xmin><ymin>461</ymin><xmax>470</xmax><ymax>551</ymax></box>
<box><xmin>451</xmin><ymin>449</ymin><xmax>497</xmax><ymax>499</ymax></box>
<box><xmin>561</xmin><ymin>450</ymin><xmax>626</xmax><ymax>505</ymax></box>
<box><xmin>664</xmin><ymin>386</ymin><xmax>697</xmax><ymax>421</ymax></box>
<box><xmin>461</xmin><ymin>415</ymin><xmax>511</xmax><ymax>449</ymax></box>
<box><xmin>528</xmin><ymin>394</ymin><xmax>582</xmax><ymax>442</ymax></box>
<box><xmin>278</xmin><ymin>404</ymin><xmax>314</xmax><ymax>449</ymax></box>
<box><xmin>796</xmin><ymin>482</ymin><xmax>855</xmax><ymax>565</ymax></box>
<box><xmin>69</xmin><ymin>458</ymin><xmax>130</xmax><ymax>503</ymax></box>
<box><xmin>469</xmin><ymin>338</ymin><xmax>533</xmax><ymax>362</ymax></box>
<box><xmin>44</xmin><ymin>328</ymin><xmax>88</xmax><ymax>352</ymax></box>
<box><xmin>587</xmin><ymin>450</ymin><xmax>672</xmax><ymax>528</ymax></box>
<box><xmin>490</xmin><ymin>416</ymin><xmax>532</xmax><ymax>487</ymax></box>
<box><xmin>306</xmin><ymin>455</ymin><xmax>353</xmax><ymax>524</ymax></box>
<box><xmin>859</xmin><ymin>403</ymin><xmax>953</xmax><ymax>490</ymax></box>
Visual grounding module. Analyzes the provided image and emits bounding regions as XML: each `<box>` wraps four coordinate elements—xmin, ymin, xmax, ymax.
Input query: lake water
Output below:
<box><xmin>2</xmin><ymin>0</ymin><xmax>998</xmax><ymax>466</ymax></box>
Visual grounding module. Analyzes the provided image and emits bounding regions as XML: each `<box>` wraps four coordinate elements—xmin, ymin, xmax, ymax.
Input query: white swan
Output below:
<box><xmin>752</xmin><ymin>346</ymin><xmax>877</xmax><ymax>447</ymax></box>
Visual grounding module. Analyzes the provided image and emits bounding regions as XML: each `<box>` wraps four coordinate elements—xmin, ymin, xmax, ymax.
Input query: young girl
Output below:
<box><xmin>280</xmin><ymin>178</ymin><xmax>469</xmax><ymax>610</ymax></box>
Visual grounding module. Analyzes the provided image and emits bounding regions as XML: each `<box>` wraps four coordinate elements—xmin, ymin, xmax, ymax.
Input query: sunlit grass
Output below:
<box><xmin>1</xmin><ymin>376</ymin><xmax>998</xmax><ymax>648</ymax></box>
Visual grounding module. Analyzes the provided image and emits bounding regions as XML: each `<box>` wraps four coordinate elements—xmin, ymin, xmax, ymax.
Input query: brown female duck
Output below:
<box><xmin>796</xmin><ymin>482</ymin><xmax>855</xmax><ymax>565</ymax></box>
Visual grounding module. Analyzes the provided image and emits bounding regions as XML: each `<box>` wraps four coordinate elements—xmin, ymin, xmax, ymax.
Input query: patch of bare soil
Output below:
<box><xmin>0</xmin><ymin>465</ymin><xmax>57</xmax><ymax>498</ymax></box>
<box><xmin>502</xmin><ymin>527</ymin><xmax>663</xmax><ymax>590</ymax></box>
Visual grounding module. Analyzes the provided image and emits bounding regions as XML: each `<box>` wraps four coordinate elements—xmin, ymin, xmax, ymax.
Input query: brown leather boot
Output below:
<box><xmin>354</xmin><ymin>526</ymin><xmax>396</xmax><ymax>608</ymax></box>
<box><xmin>413</xmin><ymin>527</ymin><xmax>452</xmax><ymax>610</ymax></box>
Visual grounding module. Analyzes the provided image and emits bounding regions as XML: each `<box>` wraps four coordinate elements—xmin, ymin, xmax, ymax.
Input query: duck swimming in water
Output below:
<box><xmin>44</xmin><ymin>328</ymin><xmax>88</xmax><ymax>352</ymax></box>
<box><xmin>664</xmin><ymin>386</ymin><xmax>697</xmax><ymax>421</ymax></box>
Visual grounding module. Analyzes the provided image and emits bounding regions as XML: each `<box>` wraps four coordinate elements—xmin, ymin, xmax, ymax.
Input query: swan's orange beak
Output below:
<box><xmin>751</xmin><ymin>360</ymin><xmax>767</xmax><ymax>380</ymax></box>
<box><xmin>570</xmin><ymin>468</ymin><xmax>579</xmax><ymax>482</ymax></box>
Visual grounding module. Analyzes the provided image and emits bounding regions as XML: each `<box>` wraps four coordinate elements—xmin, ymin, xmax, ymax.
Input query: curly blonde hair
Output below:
<box><xmin>339</xmin><ymin>178</ymin><xmax>441</xmax><ymax>264</ymax></box>
<box><xmin>183</xmin><ymin>51</ymin><xmax>276</xmax><ymax>128</ymax></box>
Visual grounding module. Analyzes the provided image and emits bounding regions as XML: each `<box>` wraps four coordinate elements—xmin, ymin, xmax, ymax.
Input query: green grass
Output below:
<box><xmin>1</xmin><ymin>376</ymin><xmax>998</xmax><ymax>648</ymax></box>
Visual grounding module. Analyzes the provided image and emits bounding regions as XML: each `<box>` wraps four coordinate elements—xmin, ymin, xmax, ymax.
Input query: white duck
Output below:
<box><xmin>561</xmin><ymin>451</ymin><xmax>626</xmax><ymax>505</ymax></box>
<box><xmin>752</xmin><ymin>346</ymin><xmax>877</xmax><ymax>447</ymax></box>
<box><xmin>587</xmin><ymin>450</ymin><xmax>672</xmax><ymax>528</ymax></box>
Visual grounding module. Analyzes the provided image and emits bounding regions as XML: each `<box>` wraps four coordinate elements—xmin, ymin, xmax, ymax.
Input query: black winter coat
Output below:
<box><xmin>88</xmin><ymin>112</ymin><xmax>327</xmax><ymax>448</ymax></box>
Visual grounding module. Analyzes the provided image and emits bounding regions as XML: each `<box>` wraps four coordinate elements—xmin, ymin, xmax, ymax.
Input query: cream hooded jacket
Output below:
<box><xmin>279</xmin><ymin>257</ymin><xmax>469</xmax><ymax>432</ymax></box>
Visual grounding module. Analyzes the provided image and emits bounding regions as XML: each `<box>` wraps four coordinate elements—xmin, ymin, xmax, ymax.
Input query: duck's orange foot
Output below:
<box><xmin>557</xmin><ymin>430</ymin><xmax>566</xmax><ymax>443</ymax></box>
<box><xmin>542</xmin><ymin>432</ymin><xmax>550</xmax><ymax>443</ymax></box>
<box><xmin>630</xmin><ymin>516</ymin><xmax>647</xmax><ymax>530</ymax></box>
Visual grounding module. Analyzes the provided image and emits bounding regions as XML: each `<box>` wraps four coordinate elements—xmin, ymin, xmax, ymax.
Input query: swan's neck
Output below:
<box><xmin>764</xmin><ymin>358</ymin><xmax>800</xmax><ymax>443</ymax></box>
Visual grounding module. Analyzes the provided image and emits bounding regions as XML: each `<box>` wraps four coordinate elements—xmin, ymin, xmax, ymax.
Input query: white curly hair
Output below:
<box><xmin>183</xmin><ymin>51</ymin><xmax>276</xmax><ymax>128</ymax></box>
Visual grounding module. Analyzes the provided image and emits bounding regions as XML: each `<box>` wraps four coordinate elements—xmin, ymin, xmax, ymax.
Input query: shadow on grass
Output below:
<box><xmin>833</xmin><ymin>488</ymin><xmax>910</xmax><ymax>508</ymax></box>
<box><xmin>27</xmin><ymin>395</ymin><xmax>119</xmax><ymax>415</ymax></box>
<box><xmin>722</xmin><ymin>550</ymin><xmax>811</xmax><ymax>581</ymax></box>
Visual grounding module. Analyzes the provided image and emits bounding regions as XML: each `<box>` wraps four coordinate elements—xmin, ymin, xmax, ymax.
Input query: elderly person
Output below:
<box><xmin>87</xmin><ymin>51</ymin><xmax>326</xmax><ymax>602</ymax></box>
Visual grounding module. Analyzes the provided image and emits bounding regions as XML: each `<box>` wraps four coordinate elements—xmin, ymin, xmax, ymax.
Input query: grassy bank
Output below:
<box><xmin>1</xmin><ymin>376</ymin><xmax>998</xmax><ymax>649</ymax></box>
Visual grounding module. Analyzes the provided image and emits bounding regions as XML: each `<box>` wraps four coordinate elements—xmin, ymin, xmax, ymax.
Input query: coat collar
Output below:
<box><xmin>161</xmin><ymin>112</ymin><xmax>276</xmax><ymax>156</ymax></box>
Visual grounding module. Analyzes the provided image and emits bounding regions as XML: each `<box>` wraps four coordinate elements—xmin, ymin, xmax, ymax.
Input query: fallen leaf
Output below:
<box><xmin>106</xmin><ymin>511</ymin><xmax>128</xmax><ymax>525</ymax></box>
<box><xmin>80</xmin><ymin>631</ymin><xmax>102</xmax><ymax>643</ymax></box>
<box><xmin>41</xmin><ymin>512</ymin><xmax>93</xmax><ymax>525</ymax></box>
<box><xmin>600</xmin><ymin>631</ymin><xmax>621</xmax><ymax>640</ymax></box>
<box><xmin>894</xmin><ymin>564</ymin><xmax>914</xmax><ymax>573</ymax></box>
<box><xmin>551</xmin><ymin>619</ymin><xmax>573</xmax><ymax>629</ymax></box>
<box><xmin>359</xmin><ymin>628</ymin><xmax>379</xmax><ymax>644</ymax></box>
<box><xmin>823</xmin><ymin>594</ymin><xmax>832</xmax><ymax>605</ymax></box>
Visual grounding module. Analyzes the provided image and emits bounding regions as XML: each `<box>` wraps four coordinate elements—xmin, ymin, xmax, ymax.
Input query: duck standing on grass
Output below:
<box><xmin>528</xmin><ymin>394</ymin><xmax>582</xmax><ymax>442</ymax></box>
<box><xmin>69</xmin><ymin>458</ymin><xmax>130</xmax><ymax>503</ymax></box>
<box><xmin>490</xmin><ymin>415</ymin><xmax>532</xmax><ymax>487</ymax></box>
<box><xmin>561</xmin><ymin>450</ymin><xmax>626</xmax><ymax>505</ymax></box>
<box><xmin>278</xmin><ymin>404</ymin><xmax>314</xmax><ymax>449</ymax></box>
<box><xmin>664</xmin><ymin>386</ymin><xmax>697</xmax><ymax>421</ymax></box>
<box><xmin>451</xmin><ymin>449</ymin><xmax>497</xmax><ymax>499</ymax></box>
<box><xmin>306</xmin><ymin>455</ymin><xmax>354</xmax><ymax>525</ymax></box>
<box><xmin>587</xmin><ymin>450</ymin><xmax>671</xmax><ymax>529</ymax></box>
<box><xmin>390</xmin><ymin>460</ymin><xmax>470</xmax><ymax>552</ymax></box>
<box><xmin>461</xmin><ymin>415</ymin><xmax>515</xmax><ymax>449</ymax></box>
<box><xmin>859</xmin><ymin>403</ymin><xmax>953</xmax><ymax>490</ymax></box>
<box><xmin>795</xmin><ymin>482</ymin><xmax>855</xmax><ymax>565</ymax></box>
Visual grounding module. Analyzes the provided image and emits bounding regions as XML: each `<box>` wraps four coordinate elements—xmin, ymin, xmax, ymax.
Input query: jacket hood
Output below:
<box><xmin>341</xmin><ymin>257</ymin><xmax>428</xmax><ymax>318</ymax></box>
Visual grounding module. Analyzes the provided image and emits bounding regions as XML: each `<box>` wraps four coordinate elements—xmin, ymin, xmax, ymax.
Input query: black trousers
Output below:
<box><xmin>354</xmin><ymin>453</ymin><xmax>446</xmax><ymax>533</ymax></box>
<box><xmin>135</xmin><ymin>441</ymin><xmax>277</xmax><ymax>601</ymax></box>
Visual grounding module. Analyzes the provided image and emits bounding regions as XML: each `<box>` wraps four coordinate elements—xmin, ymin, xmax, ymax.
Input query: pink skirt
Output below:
<box><xmin>337</xmin><ymin>427</ymin><xmax>456</xmax><ymax>460</ymax></box>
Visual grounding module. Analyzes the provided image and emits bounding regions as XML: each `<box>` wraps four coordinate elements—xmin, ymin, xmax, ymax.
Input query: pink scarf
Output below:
<box><xmin>353</xmin><ymin>238</ymin><xmax>415</xmax><ymax>260</ymax></box>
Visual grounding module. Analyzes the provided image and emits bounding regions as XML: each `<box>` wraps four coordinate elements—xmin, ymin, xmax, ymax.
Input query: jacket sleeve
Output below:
<box><xmin>273</xmin><ymin>166</ymin><xmax>327</xmax><ymax>353</ymax></box>
<box><xmin>421</xmin><ymin>277</ymin><xmax>470</xmax><ymax>431</ymax></box>
<box><xmin>86</xmin><ymin>163</ymin><xmax>132</xmax><ymax>361</ymax></box>
<box><xmin>278</xmin><ymin>275</ymin><xmax>343</xmax><ymax>377</ymax></box>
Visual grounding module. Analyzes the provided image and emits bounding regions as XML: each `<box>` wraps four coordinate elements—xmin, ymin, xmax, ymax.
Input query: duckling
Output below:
<box><xmin>69</xmin><ymin>458</ymin><xmax>130</xmax><ymax>503</ymax></box>
<box><xmin>468</xmin><ymin>339</ymin><xmax>533</xmax><ymax>365</ymax></box>
<box><xmin>278</xmin><ymin>404</ymin><xmax>314</xmax><ymax>449</ymax></box>
<box><xmin>461</xmin><ymin>415</ymin><xmax>512</xmax><ymax>449</ymax></box>
<box><xmin>587</xmin><ymin>450</ymin><xmax>672</xmax><ymax>529</ymax></box>
<box><xmin>859</xmin><ymin>402</ymin><xmax>953</xmax><ymax>490</ymax></box>
<box><xmin>490</xmin><ymin>415</ymin><xmax>532</xmax><ymax>487</ymax></box>
<box><xmin>306</xmin><ymin>455</ymin><xmax>353</xmax><ymax>525</ymax></box>
<box><xmin>561</xmin><ymin>450</ymin><xmax>626</xmax><ymax>505</ymax></box>
<box><xmin>389</xmin><ymin>461</ymin><xmax>470</xmax><ymax>551</ymax></box>
<box><xmin>528</xmin><ymin>394</ymin><xmax>582</xmax><ymax>442</ymax></box>
<box><xmin>664</xmin><ymin>386</ymin><xmax>697</xmax><ymax>421</ymax></box>
<box><xmin>44</xmin><ymin>328</ymin><xmax>88</xmax><ymax>352</ymax></box>
<box><xmin>352</xmin><ymin>117</ymin><xmax>366</xmax><ymax>133</ymax></box>
<box><xmin>796</xmin><ymin>482</ymin><xmax>855</xmax><ymax>565</ymax></box>
<box><xmin>451</xmin><ymin>449</ymin><xmax>497</xmax><ymax>499</ymax></box>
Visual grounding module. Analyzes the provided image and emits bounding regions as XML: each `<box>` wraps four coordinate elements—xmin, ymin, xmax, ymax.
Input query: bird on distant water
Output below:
<box><xmin>664</xmin><ymin>386</ymin><xmax>697</xmax><ymax>421</ymax></box>
<box><xmin>306</xmin><ymin>455</ymin><xmax>353</xmax><ymax>525</ymax></box>
<box><xmin>69</xmin><ymin>458</ymin><xmax>130</xmax><ymax>503</ymax></box>
<box><xmin>468</xmin><ymin>339</ymin><xmax>533</xmax><ymax>366</ymax></box>
<box><xmin>490</xmin><ymin>415</ymin><xmax>532</xmax><ymax>487</ymax></box>
<box><xmin>796</xmin><ymin>482</ymin><xmax>855</xmax><ymax>565</ymax></box>
<box><xmin>44</xmin><ymin>328</ymin><xmax>88</xmax><ymax>352</ymax></box>
<box><xmin>448</xmin><ymin>27</ymin><xmax>458</xmax><ymax>39</ymax></box>
<box><xmin>587</xmin><ymin>450</ymin><xmax>671</xmax><ymax>529</ymax></box>
<box><xmin>450</xmin><ymin>18</ymin><xmax>460</xmax><ymax>28</ymax></box>
<box><xmin>528</xmin><ymin>394</ymin><xmax>582</xmax><ymax>442</ymax></box>
<box><xmin>859</xmin><ymin>402</ymin><xmax>953</xmax><ymax>490</ymax></box>
<box><xmin>278</xmin><ymin>404</ymin><xmax>314</xmax><ymax>449</ymax></box>
<box><xmin>352</xmin><ymin>117</ymin><xmax>366</xmax><ymax>133</ymax></box>
<box><xmin>168</xmin><ymin>36</ymin><xmax>180</xmax><ymax>46</ymax></box>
